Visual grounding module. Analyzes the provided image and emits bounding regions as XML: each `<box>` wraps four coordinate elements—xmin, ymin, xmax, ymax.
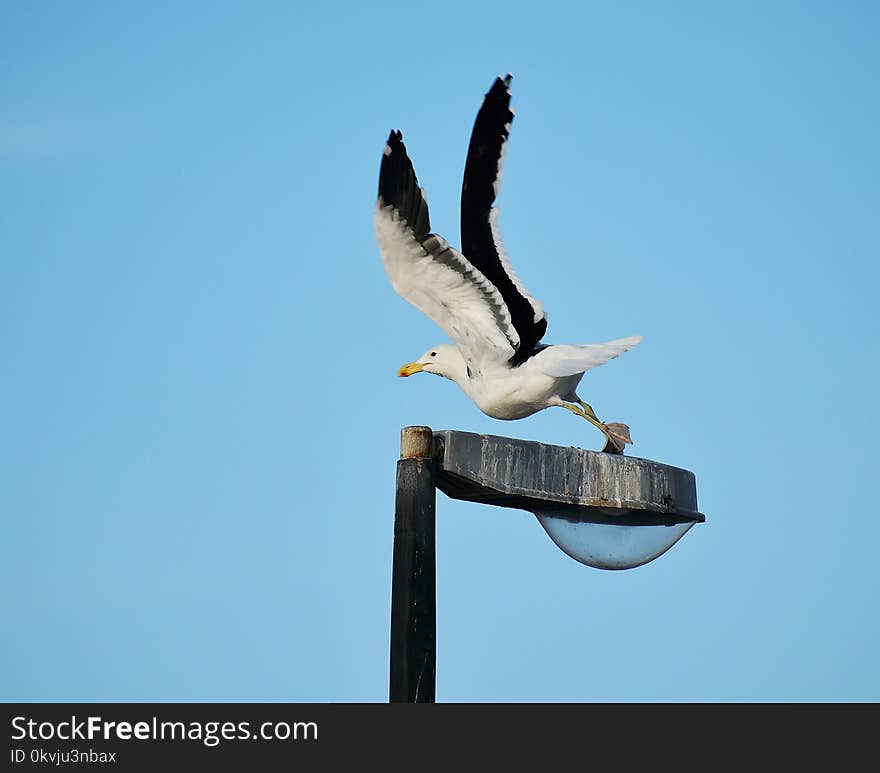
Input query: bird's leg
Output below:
<box><xmin>578</xmin><ymin>401</ymin><xmax>633</xmax><ymax>451</ymax></box>
<box><xmin>576</xmin><ymin>400</ymin><xmax>600</xmax><ymax>422</ymax></box>
<box><xmin>564</xmin><ymin>402</ymin><xmax>632</xmax><ymax>455</ymax></box>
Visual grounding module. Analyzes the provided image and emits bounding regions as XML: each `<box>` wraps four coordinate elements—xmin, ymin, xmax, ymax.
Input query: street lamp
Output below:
<box><xmin>389</xmin><ymin>426</ymin><xmax>705</xmax><ymax>703</ymax></box>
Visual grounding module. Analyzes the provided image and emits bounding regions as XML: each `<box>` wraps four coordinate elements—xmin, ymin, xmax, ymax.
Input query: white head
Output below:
<box><xmin>397</xmin><ymin>344</ymin><xmax>468</xmax><ymax>385</ymax></box>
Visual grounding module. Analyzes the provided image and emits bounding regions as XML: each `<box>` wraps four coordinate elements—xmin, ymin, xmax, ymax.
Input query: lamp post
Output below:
<box><xmin>388</xmin><ymin>426</ymin><xmax>705</xmax><ymax>703</ymax></box>
<box><xmin>389</xmin><ymin>426</ymin><xmax>436</xmax><ymax>703</ymax></box>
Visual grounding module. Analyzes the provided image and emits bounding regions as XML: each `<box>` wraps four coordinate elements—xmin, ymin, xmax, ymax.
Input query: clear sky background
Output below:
<box><xmin>2</xmin><ymin>1</ymin><xmax>878</xmax><ymax>701</ymax></box>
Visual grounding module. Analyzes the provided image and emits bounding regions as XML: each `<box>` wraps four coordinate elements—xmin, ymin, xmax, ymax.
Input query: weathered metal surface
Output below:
<box><xmin>432</xmin><ymin>430</ymin><xmax>704</xmax><ymax>525</ymax></box>
<box><xmin>389</xmin><ymin>456</ymin><xmax>436</xmax><ymax>703</ymax></box>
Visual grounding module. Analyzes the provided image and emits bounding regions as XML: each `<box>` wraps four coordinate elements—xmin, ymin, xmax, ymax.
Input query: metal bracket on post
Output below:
<box><xmin>389</xmin><ymin>426</ymin><xmax>436</xmax><ymax>703</ymax></box>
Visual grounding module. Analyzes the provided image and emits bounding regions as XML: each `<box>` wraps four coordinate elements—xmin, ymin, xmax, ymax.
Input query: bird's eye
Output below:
<box><xmin>430</xmin><ymin>351</ymin><xmax>437</xmax><ymax>357</ymax></box>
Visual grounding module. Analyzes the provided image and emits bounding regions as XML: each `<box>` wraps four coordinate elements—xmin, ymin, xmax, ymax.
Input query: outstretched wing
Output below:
<box><xmin>375</xmin><ymin>130</ymin><xmax>519</xmax><ymax>374</ymax></box>
<box><xmin>461</xmin><ymin>74</ymin><xmax>548</xmax><ymax>362</ymax></box>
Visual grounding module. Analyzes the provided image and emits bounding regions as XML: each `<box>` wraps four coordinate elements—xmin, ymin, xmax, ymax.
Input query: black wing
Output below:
<box><xmin>460</xmin><ymin>74</ymin><xmax>548</xmax><ymax>363</ymax></box>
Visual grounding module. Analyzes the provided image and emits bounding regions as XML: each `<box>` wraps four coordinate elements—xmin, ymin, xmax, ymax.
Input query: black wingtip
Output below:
<box><xmin>377</xmin><ymin>128</ymin><xmax>430</xmax><ymax>240</ymax></box>
<box><xmin>462</xmin><ymin>75</ymin><xmax>515</xmax><ymax>213</ymax></box>
<box><xmin>379</xmin><ymin>130</ymin><xmax>405</xmax><ymax>200</ymax></box>
<box><xmin>488</xmin><ymin>74</ymin><xmax>513</xmax><ymax>97</ymax></box>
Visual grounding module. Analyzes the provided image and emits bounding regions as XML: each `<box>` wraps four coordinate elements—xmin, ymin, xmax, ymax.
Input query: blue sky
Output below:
<box><xmin>2</xmin><ymin>1</ymin><xmax>878</xmax><ymax>701</ymax></box>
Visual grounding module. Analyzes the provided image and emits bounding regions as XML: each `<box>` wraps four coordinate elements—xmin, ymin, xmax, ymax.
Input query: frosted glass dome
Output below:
<box><xmin>535</xmin><ymin>508</ymin><xmax>696</xmax><ymax>570</ymax></box>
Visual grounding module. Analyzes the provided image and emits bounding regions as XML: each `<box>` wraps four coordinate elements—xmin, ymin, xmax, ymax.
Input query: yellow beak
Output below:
<box><xmin>398</xmin><ymin>361</ymin><xmax>427</xmax><ymax>377</ymax></box>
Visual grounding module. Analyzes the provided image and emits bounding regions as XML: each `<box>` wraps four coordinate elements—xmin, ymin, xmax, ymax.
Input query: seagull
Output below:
<box><xmin>374</xmin><ymin>75</ymin><xmax>641</xmax><ymax>453</ymax></box>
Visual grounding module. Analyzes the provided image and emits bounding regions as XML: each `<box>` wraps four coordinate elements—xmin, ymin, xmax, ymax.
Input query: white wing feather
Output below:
<box><xmin>375</xmin><ymin>204</ymin><xmax>519</xmax><ymax>372</ymax></box>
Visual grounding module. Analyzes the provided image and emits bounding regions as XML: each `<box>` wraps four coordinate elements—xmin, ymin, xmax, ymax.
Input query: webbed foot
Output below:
<box><xmin>600</xmin><ymin>422</ymin><xmax>633</xmax><ymax>455</ymax></box>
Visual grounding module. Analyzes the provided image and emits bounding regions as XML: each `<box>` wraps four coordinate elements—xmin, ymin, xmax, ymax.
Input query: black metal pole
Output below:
<box><xmin>390</xmin><ymin>426</ymin><xmax>436</xmax><ymax>703</ymax></box>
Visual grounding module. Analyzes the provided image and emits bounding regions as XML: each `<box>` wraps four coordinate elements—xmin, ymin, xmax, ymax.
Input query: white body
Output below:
<box><xmin>465</xmin><ymin>362</ymin><xmax>582</xmax><ymax>420</ymax></box>
<box><xmin>405</xmin><ymin>339</ymin><xmax>641</xmax><ymax>420</ymax></box>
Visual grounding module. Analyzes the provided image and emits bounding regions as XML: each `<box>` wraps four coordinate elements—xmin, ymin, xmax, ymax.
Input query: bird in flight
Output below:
<box><xmin>374</xmin><ymin>74</ymin><xmax>641</xmax><ymax>453</ymax></box>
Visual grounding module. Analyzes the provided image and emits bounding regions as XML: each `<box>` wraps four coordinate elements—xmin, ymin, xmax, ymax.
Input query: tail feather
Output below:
<box><xmin>535</xmin><ymin>335</ymin><xmax>643</xmax><ymax>377</ymax></box>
